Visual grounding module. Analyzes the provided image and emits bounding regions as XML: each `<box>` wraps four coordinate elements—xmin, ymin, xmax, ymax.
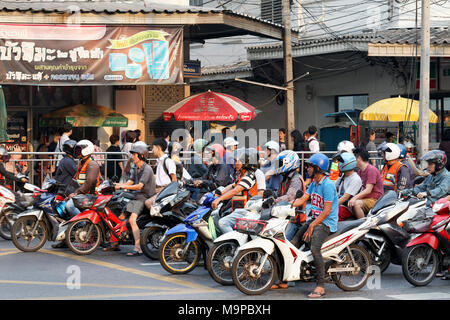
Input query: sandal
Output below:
<box><xmin>308</xmin><ymin>290</ymin><xmax>326</xmax><ymax>299</ymax></box>
<box><xmin>126</xmin><ymin>250</ymin><xmax>143</xmax><ymax>257</ymax></box>
<box><xmin>271</xmin><ymin>282</ymin><xmax>289</xmax><ymax>290</ymax></box>
<box><xmin>103</xmin><ymin>244</ymin><xmax>121</xmax><ymax>252</ymax></box>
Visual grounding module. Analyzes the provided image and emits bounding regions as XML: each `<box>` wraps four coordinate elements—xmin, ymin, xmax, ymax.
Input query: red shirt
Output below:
<box><xmin>358</xmin><ymin>164</ymin><xmax>384</xmax><ymax>200</ymax></box>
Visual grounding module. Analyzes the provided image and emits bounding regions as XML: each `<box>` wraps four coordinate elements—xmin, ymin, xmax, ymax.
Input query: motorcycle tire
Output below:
<box><xmin>0</xmin><ymin>211</ymin><xmax>17</xmax><ymax>240</ymax></box>
<box><xmin>402</xmin><ymin>244</ymin><xmax>439</xmax><ymax>287</ymax></box>
<box><xmin>206</xmin><ymin>240</ymin><xmax>239</xmax><ymax>286</ymax></box>
<box><xmin>332</xmin><ymin>244</ymin><xmax>372</xmax><ymax>291</ymax></box>
<box><xmin>66</xmin><ymin>219</ymin><xmax>102</xmax><ymax>255</ymax></box>
<box><xmin>140</xmin><ymin>226</ymin><xmax>167</xmax><ymax>260</ymax></box>
<box><xmin>11</xmin><ymin>216</ymin><xmax>48</xmax><ymax>252</ymax></box>
<box><xmin>231</xmin><ymin>248</ymin><xmax>277</xmax><ymax>295</ymax></box>
<box><xmin>159</xmin><ymin>232</ymin><xmax>200</xmax><ymax>274</ymax></box>
<box><xmin>360</xmin><ymin>240</ymin><xmax>391</xmax><ymax>274</ymax></box>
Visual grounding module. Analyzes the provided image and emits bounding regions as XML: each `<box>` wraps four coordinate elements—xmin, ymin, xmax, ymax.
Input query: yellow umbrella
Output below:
<box><xmin>360</xmin><ymin>97</ymin><xmax>439</xmax><ymax>123</ymax></box>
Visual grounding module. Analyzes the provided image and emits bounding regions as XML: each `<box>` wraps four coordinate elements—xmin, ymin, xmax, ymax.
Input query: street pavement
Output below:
<box><xmin>1</xmin><ymin>239</ymin><xmax>449</xmax><ymax>300</ymax></box>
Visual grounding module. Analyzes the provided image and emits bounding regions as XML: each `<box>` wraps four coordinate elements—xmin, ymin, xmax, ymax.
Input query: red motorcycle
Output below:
<box><xmin>65</xmin><ymin>182</ymin><xmax>131</xmax><ymax>255</ymax></box>
<box><xmin>401</xmin><ymin>197</ymin><xmax>450</xmax><ymax>286</ymax></box>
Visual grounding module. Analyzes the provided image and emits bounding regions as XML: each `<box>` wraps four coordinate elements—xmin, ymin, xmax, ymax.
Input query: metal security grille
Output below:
<box><xmin>261</xmin><ymin>0</ymin><xmax>282</xmax><ymax>25</ymax></box>
<box><xmin>189</xmin><ymin>0</ymin><xmax>203</xmax><ymax>6</ymax></box>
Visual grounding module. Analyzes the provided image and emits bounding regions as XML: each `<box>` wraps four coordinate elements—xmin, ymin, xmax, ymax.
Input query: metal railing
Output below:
<box><xmin>7</xmin><ymin>150</ymin><xmax>385</xmax><ymax>188</ymax></box>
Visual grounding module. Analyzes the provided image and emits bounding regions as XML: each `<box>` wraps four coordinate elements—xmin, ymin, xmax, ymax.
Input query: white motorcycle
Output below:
<box><xmin>231</xmin><ymin>193</ymin><xmax>410</xmax><ymax>295</ymax></box>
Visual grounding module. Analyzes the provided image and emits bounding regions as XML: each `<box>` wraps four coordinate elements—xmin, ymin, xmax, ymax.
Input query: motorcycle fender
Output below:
<box><xmin>214</xmin><ymin>231</ymin><xmax>249</xmax><ymax>247</ymax></box>
<box><xmin>144</xmin><ymin>221</ymin><xmax>169</xmax><ymax>230</ymax></box>
<box><xmin>235</xmin><ymin>237</ymin><xmax>275</xmax><ymax>256</ymax></box>
<box><xmin>69</xmin><ymin>210</ymin><xmax>100</xmax><ymax>224</ymax></box>
<box><xmin>56</xmin><ymin>223</ymin><xmax>69</xmax><ymax>242</ymax></box>
<box><xmin>47</xmin><ymin>214</ymin><xmax>60</xmax><ymax>241</ymax></box>
<box><xmin>16</xmin><ymin>209</ymin><xmax>42</xmax><ymax>219</ymax></box>
<box><xmin>406</xmin><ymin>233</ymin><xmax>439</xmax><ymax>250</ymax></box>
<box><xmin>165</xmin><ymin>223</ymin><xmax>198</xmax><ymax>243</ymax></box>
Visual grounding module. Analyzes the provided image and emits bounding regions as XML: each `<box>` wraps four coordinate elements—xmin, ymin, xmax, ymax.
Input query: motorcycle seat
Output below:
<box><xmin>323</xmin><ymin>218</ymin><xmax>367</xmax><ymax>243</ymax></box>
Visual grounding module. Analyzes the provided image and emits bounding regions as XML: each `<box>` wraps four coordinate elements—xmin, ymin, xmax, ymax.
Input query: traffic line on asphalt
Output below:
<box><xmin>40</xmin><ymin>249</ymin><xmax>222</xmax><ymax>293</ymax></box>
<box><xmin>22</xmin><ymin>290</ymin><xmax>204</xmax><ymax>300</ymax></box>
<box><xmin>0</xmin><ymin>250</ymin><xmax>18</xmax><ymax>257</ymax></box>
<box><xmin>387</xmin><ymin>292</ymin><xmax>450</xmax><ymax>300</ymax></box>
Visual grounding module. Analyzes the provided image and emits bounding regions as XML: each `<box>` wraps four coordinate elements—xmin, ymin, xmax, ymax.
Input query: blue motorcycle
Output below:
<box><xmin>158</xmin><ymin>191</ymin><xmax>232</xmax><ymax>274</ymax></box>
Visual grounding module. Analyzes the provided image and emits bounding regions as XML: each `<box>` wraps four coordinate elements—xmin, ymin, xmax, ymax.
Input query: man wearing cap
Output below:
<box><xmin>223</xmin><ymin>137</ymin><xmax>239</xmax><ymax>178</ymax></box>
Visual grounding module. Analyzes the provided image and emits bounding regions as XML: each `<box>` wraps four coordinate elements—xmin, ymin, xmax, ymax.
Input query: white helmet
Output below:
<box><xmin>337</xmin><ymin>140</ymin><xmax>355</xmax><ymax>154</ymax></box>
<box><xmin>384</xmin><ymin>143</ymin><xmax>401</xmax><ymax>161</ymax></box>
<box><xmin>263</xmin><ymin>140</ymin><xmax>280</xmax><ymax>154</ymax></box>
<box><xmin>223</xmin><ymin>137</ymin><xmax>239</xmax><ymax>149</ymax></box>
<box><xmin>74</xmin><ymin>140</ymin><xmax>94</xmax><ymax>158</ymax></box>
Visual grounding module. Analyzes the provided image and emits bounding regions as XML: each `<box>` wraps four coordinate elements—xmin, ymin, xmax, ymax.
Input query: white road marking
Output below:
<box><xmin>387</xmin><ymin>292</ymin><xmax>450</xmax><ymax>300</ymax></box>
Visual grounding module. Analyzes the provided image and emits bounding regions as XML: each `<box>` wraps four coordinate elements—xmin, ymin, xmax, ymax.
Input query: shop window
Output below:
<box><xmin>336</xmin><ymin>95</ymin><xmax>368</xmax><ymax>112</ymax></box>
<box><xmin>2</xmin><ymin>85</ymin><xmax>30</xmax><ymax>106</ymax></box>
<box><xmin>32</xmin><ymin>86</ymin><xmax>92</xmax><ymax>107</ymax></box>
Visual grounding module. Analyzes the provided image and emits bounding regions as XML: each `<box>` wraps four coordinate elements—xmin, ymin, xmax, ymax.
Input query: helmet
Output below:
<box><xmin>384</xmin><ymin>143</ymin><xmax>401</xmax><ymax>161</ymax></box>
<box><xmin>274</xmin><ymin>150</ymin><xmax>299</xmax><ymax>174</ymax></box>
<box><xmin>223</xmin><ymin>137</ymin><xmax>239</xmax><ymax>149</ymax></box>
<box><xmin>404</xmin><ymin>141</ymin><xmax>414</xmax><ymax>149</ymax></box>
<box><xmin>337</xmin><ymin>152</ymin><xmax>357</xmax><ymax>172</ymax></box>
<box><xmin>263</xmin><ymin>140</ymin><xmax>280</xmax><ymax>154</ymax></box>
<box><xmin>235</xmin><ymin>148</ymin><xmax>259</xmax><ymax>170</ymax></box>
<box><xmin>337</xmin><ymin>140</ymin><xmax>355</xmax><ymax>154</ymax></box>
<box><xmin>420</xmin><ymin>150</ymin><xmax>447</xmax><ymax>172</ymax></box>
<box><xmin>193</xmin><ymin>139</ymin><xmax>209</xmax><ymax>153</ymax></box>
<box><xmin>74</xmin><ymin>140</ymin><xmax>94</xmax><ymax>159</ymax></box>
<box><xmin>397</xmin><ymin>144</ymin><xmax>407</xmax><ymax>159</ymax></box>
<box><xmin>62</xmin><ymin>139</ymin><xmax>77</xmax><ymax>156</ymax></box>
<box><xmin>306</xmin><ymin>153</ymin><xmax>329</xmax><ymax>173</ymax></box>
<box><xmin>130</xmin><ymin>142</ymin><xmax>149</xmax><ymax>161</ymax></box>
<box><xmin>0</xmin><ymin>147</ymin><xmax>10</xmax><ymax>162</ymax></box>
<box><xmin>205</xmin><ymin>143</ymin><xmax>225</xmax><ymax>159</ymax></box>
<box><xmin>168</xmin><ymin>142</ymin><xmax>182</xmax><ymax>157</ymax></box>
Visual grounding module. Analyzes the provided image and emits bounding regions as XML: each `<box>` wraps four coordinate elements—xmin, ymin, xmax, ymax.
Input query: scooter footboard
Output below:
<box><xmin>214</xmin><ymin>231</ymin><xmax>249</xmax><ymax>247</ymax></box>
<box><xmin>235</xmin><ymin>237</ymin><xmax>275</xmax><ymax>255</ymax></box>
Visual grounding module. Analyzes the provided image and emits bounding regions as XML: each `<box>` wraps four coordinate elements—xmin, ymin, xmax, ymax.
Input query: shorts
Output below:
<box><xmin>360</xmin><ymin>198</ymin><xmax>378</xmax><ymax>214</ymax></box>
<box><xmin>338</xmin><ymin>205</ymin><xmax>353</xmax><ymax>221</ymax></box>
<box><xmin>126</xmin><ymin>199</ymin><xmax>145</xmax><ymax>216</ymax></box>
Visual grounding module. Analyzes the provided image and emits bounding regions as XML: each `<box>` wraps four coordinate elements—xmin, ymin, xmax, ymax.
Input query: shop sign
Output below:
<box><xmin>184</xmin><ymin>60</ymin><xmax>201</xmax><ymax>78</ymax></box>
<box><xmin>0</xmin><ymin>24</ymin><xmax>183</xmax><ymax>85</ymax></box>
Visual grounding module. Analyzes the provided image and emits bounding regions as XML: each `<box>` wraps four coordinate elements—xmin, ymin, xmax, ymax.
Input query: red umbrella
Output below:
<box><xmin>162</xmin><ymin>90</ymin><xmax>257</xmax><ymax>122</ymax></box>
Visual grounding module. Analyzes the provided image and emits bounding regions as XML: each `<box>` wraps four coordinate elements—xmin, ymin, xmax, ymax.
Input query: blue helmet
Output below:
<box><xmin>306</xmin><ymin>153</ymin><xmax>329</xmax><ymax>173</ymax></box>
<box><xmin>337</xmin><ymin>152</ymin><xmax>357</xmax><ymax>172</ymax></box>
<box><xmin>274</xmin><ymin>150</ymin><xmax>299</xmax><ymax>174</ymax></box>
<box><xmin>397</xmin><ymin>144</ymin><xmax>406</xmax><ymax>159</ymax></box>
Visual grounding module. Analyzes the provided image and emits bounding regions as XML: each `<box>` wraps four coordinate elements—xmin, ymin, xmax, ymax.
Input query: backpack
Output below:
<box><xmin>162</xmin><ymin>157</ymin><xmax>183</xmax><ymax>181</ymax></box>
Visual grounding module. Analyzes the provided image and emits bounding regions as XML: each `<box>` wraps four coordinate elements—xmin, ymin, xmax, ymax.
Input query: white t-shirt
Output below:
<box><xmin>335</xmin><ymin>172</ymin><xmax>363</xmax><ymax>198</ymax></box>
<box><xmin>237</xmin><ymin>168</ymin><xmax>266</xmax><ymax>192</ymax></box>
<box><xmin>56</xmin><ymin>134</ymin><xmax>70</xmax><ymax>160</ymax></box>
<box><xmin>308</xmin><ymin>137</ymin><xmax>320</xmax><ymax>153</ymax></box>
<box><xmin>155</xmin><ymin>155</ymin><xmax>176</xmax><ymax>187</ymax></box>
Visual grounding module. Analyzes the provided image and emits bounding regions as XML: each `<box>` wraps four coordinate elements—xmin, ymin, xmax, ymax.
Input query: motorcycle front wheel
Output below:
<box><xmin>402</xmin><ymin>244</ymin><xmax>439</xmax><ymax>287</ymax></box>
<box><xmin>231</xmin><ymin>249</ymin><xmax>277</xmax><ymax>295</ymax></box>
<box><xmin>207</xmin><ymin>240</ymin><xmax>239</xmax><ymax>286</ymax></box>
<box><xmin>0</xmin><ymin>211</ymin><xmax>18</xmax><ymax>240</ymax></box>
<box><xmin>66</xmin><ymin>219</ymin><xmax>101</xmax><ymax>255</ymax></box>
<box><xmin>159</xmin><ymin>232</ymin><xmax>200</xmax><ymax>274</ymax></box>
<box><xmin>140</xmin><ymin>226</ymin><xmax>167</xmax><ymax>260</ymax></box>
<box><xmin>11</xmin><ymin>216</ymin><xmax>47</xmax><ymax>252</ymax></box>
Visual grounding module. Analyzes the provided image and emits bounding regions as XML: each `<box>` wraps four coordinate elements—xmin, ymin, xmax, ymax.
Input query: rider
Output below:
<box><xmin>380</xmin><ymin>143</ymin><xmax>412</xmax><ymax>192</ymax></box>
<box><xmin>329</xmin><ymin>140</ymin><xmax>355</xmax><ymax>182</ymax></box>
<box><xmin>292</xmin><ymin>153</ymin><xmax>339</xmax><ymax>298</ymax></box>
<box><xmin>401</xmin><ymin>150</ymin><xmax>450</xmax><ymax>205</ymax></box>
<box><xmin>0</xmin><ymin>147</ymin><xmax>28</xmax><ymax>186</ymax></box>
<box><xmin>185</xmin><ymin>138</ymin><xmax>208</xmax><ymax>179</ymax></box>
<box><xmin>222</xmin><ymin>137</ymin><xmax>239</xmax><ymax>177</ymax></box>
<box><xmin>260</xmin><ymin>140</ymin><xmax>283</xmax><ymax>193</ymax></box>
<box><xmin>111</xmin><ymin>143</ymin><xmax>156</xmax><ymax>256</ymax></box>
<box><xmin>397</xmin><ymin>143</ymin><xmax>414</xmax><ymax>189</ymax></box>
<box><xmin>335</xmin><ymin>152</ymin><xmax>362</xmax><ymax>221</ymax></box>
<box><xmin>54</xmin><ymin>139</ymin><xmax>78</xmax><ymax>195</ymax></box>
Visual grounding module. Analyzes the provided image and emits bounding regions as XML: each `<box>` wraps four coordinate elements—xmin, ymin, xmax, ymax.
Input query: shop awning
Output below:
<box><xmin>40</xmin><ymin>104</ymin><xmax>128</xmax><ymax>127</ymax></box>
<box><xmin>324</xmin><ymin>110</ymin><xmax>361</xmax><ymax>126</ymax></box>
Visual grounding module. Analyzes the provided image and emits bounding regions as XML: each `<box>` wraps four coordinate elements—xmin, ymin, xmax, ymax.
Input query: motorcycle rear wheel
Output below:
<box><xmin>159</xmin><ymin>232</ymin><xmax>200</xmax><ymax>274</ymax></box>
<box><xmin>0</xmin><ymin>211</ymin><xmax>18</xmax><ymax>240</ymax></box>
<box><xmin>207</xmin><ymin>240</ymin><xmax>238</xmax><ymax>286</ymax></box>
<box><xmin>140</xmin><ymin>226</ymin><xmax>167</xmax><ymax>260</ymax></box>
<box><xmin>66</xmin><ymin>220</ymin><xmax>101</xmax><ymax>255</ymax></box>
<box><xmin>402</xmin><ymin>244</ymin><xmax>438</xmax><ymax>287</ymax></box>
<box><xmin>11</xmin><ymin>216</ymin><xmax>47</xmax><ymax>252</ymax></box>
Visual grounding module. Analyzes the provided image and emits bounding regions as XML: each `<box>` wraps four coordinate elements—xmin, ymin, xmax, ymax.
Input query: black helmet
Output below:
<box><xmin>235</xmin><ymin>148</ymin><xmax>259</xmax><ymax>170</ymax></box>
<box><xmin>130</xmin><ymin>142</ymin><xmax>149</xmax><ymax>161</ymax></box>
<box><xmin>420</xmin><ymin>150</ymin><xmax>447</xmax><ymax>172</ymax></box>
<box><xmin>62</xmin><ymin>139</ymin><xmax>77</xmax><ymax>156</ymax></box>
<box><xmin>0</xmin><ymin>147</ymin><xmax>10</xmax><ymax>162</ymax></box>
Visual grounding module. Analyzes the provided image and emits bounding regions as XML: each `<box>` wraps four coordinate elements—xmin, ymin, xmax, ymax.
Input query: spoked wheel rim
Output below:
<box><xmin>232</xmin><ymin>249</ymin><xmax>276</xmax><ymax>295</ymax></box>
<box><xmin>12</xmin><ymin>216</ymin><xmax>46</xmax><ymax>251</ymax></box>
<box><xmin>404</xmin><ymin>245</ymin><xmax>438</xmax><ymax>285</ymax></box>
<box><xmin>332</xmin><ymin>245</ymin><xmax>371</xmax><ymax>291</ymax></box>
<box><xmin>67</xmin><ymin>220</ymin><xmax>101</xmax><ymax>255</ymax></box>
<box><xmin>209</xmin><ymin>242</ymin><xmax>238</xmax><ymax>284</ymax></box>
<box><xmin>143</xmin><ymin>229</ymin><xmax>165</xmax><ymax>258</ymax></box>
<box><xmin>161</xmin><ymin>234</ymin><xmax>199</xmax><ymax>273</ymax></box>
<box><xmin>0</xmin><ymin>212</ymin><xmax>18</xmax><ymax>239</ymax></box>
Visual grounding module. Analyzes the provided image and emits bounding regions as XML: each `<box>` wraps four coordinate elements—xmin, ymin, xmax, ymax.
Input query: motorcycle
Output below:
<box><xmin>231</xmin><ymin>192</ymin><xmax>410</xmax><ymax>295</ymax></box>
<box><xmin>10</xmin><ymin>179</ymin><xmax>71</xmax><ymax>252</ymax></box>
<box><xmin>139</xmin><ymin>181</ymin><xmax>198</xmax><ymax>260</ymax></box>
<box><xmin>401</xmin><ymin>196</ymin><xmax>450</xmax><ymax>287</ymax></box>
<box><xmin>158</xmin><ymin>188</ymin><xmax>232</xmax><ymax>275</ymax></box>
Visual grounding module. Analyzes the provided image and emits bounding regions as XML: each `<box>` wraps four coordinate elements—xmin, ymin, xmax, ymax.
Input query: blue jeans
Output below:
<box><xmin>218</xmin><ymin>209</ymin><xmax>252</xmax><ymax>234</ymax></box>
<box><xmin>65</xmin><ymin>199</ymin><xmax>81</xmax><ymax>218</ymax></box>
<box><xmin>286</xmin><ymin>222</ymin><xmax>299</xmax><ymax>241</ymax></box>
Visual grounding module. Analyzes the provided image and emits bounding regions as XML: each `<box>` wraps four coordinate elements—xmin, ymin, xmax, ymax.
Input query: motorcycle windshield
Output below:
<box><xmin>155</xmin><ymin>182</ymin><xmax>179</xmax><ymax>203</ymax></box>
<box><xmin>371</xmin><ymin>191</ymin><xmax>397</xmax><ymax>215</ymax></box>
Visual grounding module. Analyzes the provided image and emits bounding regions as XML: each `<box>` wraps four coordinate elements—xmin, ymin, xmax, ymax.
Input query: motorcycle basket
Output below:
<box><xmin>72</xmin><ymin>194</ymin><xmax>97</xmax><ymax>210</ymax></box>
<box><xmin>403</xmin><ymin>217</ymin><xmax>433</xmax><ymax>234</ymax></box>
<box><xmin>234</xmin><ymin>218</ymin><xmax>267</xmax><ymax>236</ymax></box>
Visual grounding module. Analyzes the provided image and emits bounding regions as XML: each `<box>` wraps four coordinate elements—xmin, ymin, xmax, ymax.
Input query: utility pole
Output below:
<box><xmin>418</xmin><ymin>0</ymin><xmax>430</xmax><ymax>157</ymax></box>
<box><xmin>282</xmin><ymin>0</ymin><xmax>295</xmax><ymax>150</ymax></box>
